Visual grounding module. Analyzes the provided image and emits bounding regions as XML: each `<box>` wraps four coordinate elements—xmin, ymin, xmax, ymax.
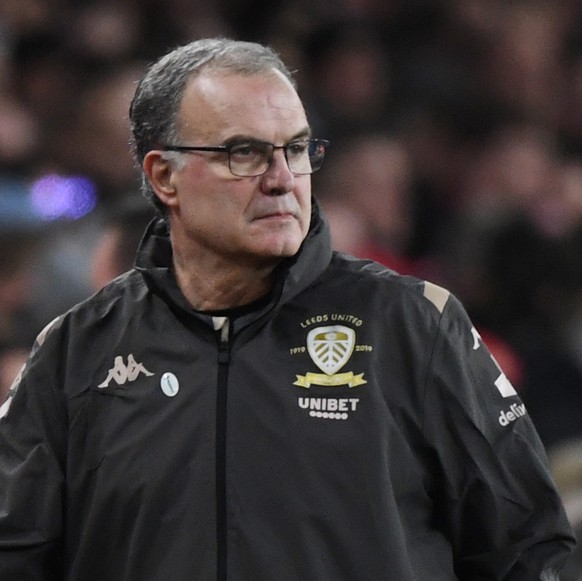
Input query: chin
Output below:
<box><xmin>255</xmin><ymin>238</ymin><xmax>302</xmax><ymax>260</ymax></box>
<box><xmin>252</xmin><ymin>225</ymin><xmax>305</xmax><ymax>257</ymax></box>
<box><xmin>268</xmin><ymin>245</ymin><xmax>301</xmax><ymax>259</ymax></box>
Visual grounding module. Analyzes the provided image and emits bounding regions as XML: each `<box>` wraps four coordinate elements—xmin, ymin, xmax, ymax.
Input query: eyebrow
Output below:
<box><xmin>291</xmin><ymin>127</ymin><xmax>312</xmax><ymax>140</ymax></box>
<box><xmin>222</xmin><ymin>127</ymin><xmax>312</xmax><ymax>146</ymax></box>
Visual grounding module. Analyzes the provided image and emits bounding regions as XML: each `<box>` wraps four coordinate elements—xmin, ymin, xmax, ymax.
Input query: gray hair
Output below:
<box><xmin>129</xmin><ymin>38</ymin><xmax>296</xmax><ymax>214</ymax></box>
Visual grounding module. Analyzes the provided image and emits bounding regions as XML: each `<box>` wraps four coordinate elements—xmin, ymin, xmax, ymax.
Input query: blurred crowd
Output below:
<box><xmin>1</xmin><ymin>0</ymin><xmax>582</xmax><ymax>567</ymax></box>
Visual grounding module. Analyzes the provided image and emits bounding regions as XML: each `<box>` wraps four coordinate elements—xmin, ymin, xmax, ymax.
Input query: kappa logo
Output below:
<box><xmin>98</xmin><ymin>354</ymin><xmax>154</xmax><ymax>388</ymax></box>
<box><xmin>293</xmin><ymin>325</ymin><xmax>367</xmax><ymax>389</ymax></box>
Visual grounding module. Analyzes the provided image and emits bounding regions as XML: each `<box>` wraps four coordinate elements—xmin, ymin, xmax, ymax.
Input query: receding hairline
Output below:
<box><xmin>142</xmin><ymin>38</ymin><xmax>297</xmax><ymax>88</ymax></box>
<box><xmin>181</xmin><ymin>67</ymin><xmax>300</xmax><ymax>102</ymax></box>
<box><xmin>175</xmin><ymin>68</ymin><xmax>306</xmax><ymax>134</ymax></box>
<box><xmin>188</xmin><ymin>56</ymin><xmax>295</xmax><ymax>83</ymax></box>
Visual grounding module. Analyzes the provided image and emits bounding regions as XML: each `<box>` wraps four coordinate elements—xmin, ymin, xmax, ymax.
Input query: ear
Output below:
<box><xmin>143</xmin><ymin>151</ymin><xmax>179</xmax><ymax>208</ymax></box>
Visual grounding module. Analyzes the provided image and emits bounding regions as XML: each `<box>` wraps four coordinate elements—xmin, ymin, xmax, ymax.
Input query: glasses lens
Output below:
<box><xmin>308</xmin><ymin>139</ymin><xmax>326</xmax><ymax>173</ymax></box>
<box><xmin>284</xmin><ymin>141</ymin><xmax>310</xmax><ymax>174</ymax></box>
<box><xmin>286</xmin><ymin>139</ymin><xmax>327</xmax><ymax>175</ymax></box>
<box><xmin>228</xmin><ymin>142</ymin><xmax>270</xmax><ymax>177</ymax></box>
<box><xmin>227</xmin><ymin>139</ymin><xmax>328</xmax><ymax>176</ymax></box>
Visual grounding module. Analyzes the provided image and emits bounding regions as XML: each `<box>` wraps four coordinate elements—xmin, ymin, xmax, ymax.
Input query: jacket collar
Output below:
<box><xmin>135</xmin><ymin>197</ymin><xmax>332</xmax><ymax>323</ymax></box>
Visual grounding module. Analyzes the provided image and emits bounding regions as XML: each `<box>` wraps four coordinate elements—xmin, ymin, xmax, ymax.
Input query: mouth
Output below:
<box><xmin>254</xmin><ymin>210</ymin><xmax>297</xmax><ymax>222</ymax></box>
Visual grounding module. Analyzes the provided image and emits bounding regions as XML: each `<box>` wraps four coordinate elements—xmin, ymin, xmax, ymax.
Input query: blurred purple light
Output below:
<box><xmin>30</xmin><ymin>174</ymin><xmax>97</xmax><ymax>220</ymax></box>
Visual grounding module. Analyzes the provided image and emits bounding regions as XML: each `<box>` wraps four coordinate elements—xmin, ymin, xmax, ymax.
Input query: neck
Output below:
<box><xmin>172</xmin><ymin>243</ymin><xmax>280</xmax><ymax>312</ymax></box>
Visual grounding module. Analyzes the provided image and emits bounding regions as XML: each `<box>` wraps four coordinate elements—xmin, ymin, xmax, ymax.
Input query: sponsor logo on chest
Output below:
<box><xmin>290</xmin><ymin>313</ymin><xmax>372</xmax><ymax>421</ymax></box>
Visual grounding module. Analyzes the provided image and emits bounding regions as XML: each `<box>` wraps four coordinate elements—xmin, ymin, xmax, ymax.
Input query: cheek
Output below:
<box><xmin>177</xmin><ymin>168</ymin><xmax>244</xmax><ymax>217</ymax></box>
<box><xmin>298</xmin><ymin>184</ymin><xmax>312</xmax><ymax>232</ymax></box>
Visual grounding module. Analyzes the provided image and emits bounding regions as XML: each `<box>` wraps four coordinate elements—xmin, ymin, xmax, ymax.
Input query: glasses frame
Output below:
<box><xmin>162</xmin><ymin>138</ymin><xmax>329</xmax><ymax>177</ymax></box>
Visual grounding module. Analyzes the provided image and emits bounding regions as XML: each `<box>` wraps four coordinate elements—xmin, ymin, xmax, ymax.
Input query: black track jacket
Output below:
<box><xmin>0</xmin><ymin>203</ymin><xmax>575</xmax><ymax>580</ymax></box>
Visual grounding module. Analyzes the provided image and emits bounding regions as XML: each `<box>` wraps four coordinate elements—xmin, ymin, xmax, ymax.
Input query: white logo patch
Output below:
<box><xmin>307</xmin><ymin>325</ymin><xmax>355</xmax><ymax>375</ymax></box>
<box><xmin>160</xmin><ymin>372</ymin><xmax>179</xmax><ymax>397</ymax></box>
<box><xmin>98</xmin><ymin>354</ymin><xmax>153</xmax><ymax>388</ymax></box>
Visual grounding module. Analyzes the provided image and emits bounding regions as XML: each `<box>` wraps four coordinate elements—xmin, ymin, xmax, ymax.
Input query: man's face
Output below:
<box><xmin>156</xmin><ymin>70</ymin><xmax>312</xmax><ymax>267</ymax></box>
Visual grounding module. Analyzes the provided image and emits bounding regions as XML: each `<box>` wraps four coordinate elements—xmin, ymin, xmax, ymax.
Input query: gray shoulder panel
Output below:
<box><xmin>423</xmin><ymin>281</ymin><xmax>450</xmax><ymax>314</ymax></box>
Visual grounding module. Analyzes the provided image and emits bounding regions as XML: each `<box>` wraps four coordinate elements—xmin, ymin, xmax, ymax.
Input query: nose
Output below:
<box><xmin>260</xmin><ymin>148</ymin><xmax>296</xmax><ymax>196</ymax></box>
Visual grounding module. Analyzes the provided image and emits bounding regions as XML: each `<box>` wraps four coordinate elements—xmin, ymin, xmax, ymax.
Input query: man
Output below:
<box><xmin>0</xmin><ymin>38</ymin><xmax>575</xmax><ymax>580</ymax></box>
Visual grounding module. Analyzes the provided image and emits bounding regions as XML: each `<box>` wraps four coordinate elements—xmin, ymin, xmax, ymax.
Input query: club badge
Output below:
<box><xmin>293</xmin><ymin>325</ymin><xmax>367</xmax><ymax>388</ymax></box>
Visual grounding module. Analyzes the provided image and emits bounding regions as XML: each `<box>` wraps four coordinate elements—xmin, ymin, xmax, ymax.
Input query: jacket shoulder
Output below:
<box><xmin>33</xmin><ymin>270</ymin><xmax>147</xmax><ymax>353</ymax></box>
<box><xmin>325</xmin><ymin>252</ymin><xmax>452</xmax><ymax>315</ymax></box>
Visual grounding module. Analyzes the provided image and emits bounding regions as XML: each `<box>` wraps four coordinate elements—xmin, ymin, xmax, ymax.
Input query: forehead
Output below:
<box><xmin>178</xmin><ymin>70</ymin><xmax>308</xmax><ymax>140</ymax></box>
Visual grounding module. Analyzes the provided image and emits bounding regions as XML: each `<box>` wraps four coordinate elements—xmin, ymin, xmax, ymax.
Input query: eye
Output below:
<box><xmin>286</xmin><ymin>140</ymin><xmax>309</xmax><ymax>157</ymax></box>
<box><xmin>229</xmin><ymin>142</ymin><xmax>265</xmax><ymax>159</ymax></box>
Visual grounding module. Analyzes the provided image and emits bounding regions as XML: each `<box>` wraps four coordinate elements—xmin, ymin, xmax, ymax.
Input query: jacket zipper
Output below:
<box><xmin>214</xmin><ymin>316</ymin><xmax>230</xmax><ymax>581</ymax></box>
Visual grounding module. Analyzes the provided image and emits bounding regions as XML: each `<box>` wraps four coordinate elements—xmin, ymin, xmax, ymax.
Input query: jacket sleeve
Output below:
<box><xmin>422</xmin><ymin>291</ymin><xmax>575</xmax><ymax>580</ymax></box>
<box><xmin>0</xmin><ymin>320</ymin><xmax>67</xmax><ymax>580</ymax></box>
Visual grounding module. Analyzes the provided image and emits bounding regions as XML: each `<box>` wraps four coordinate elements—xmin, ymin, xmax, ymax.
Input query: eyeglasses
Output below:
<box><xmin>163</xmin><ymin>138</ymin><xmax>329</xmax><ymax>177</ymax></box>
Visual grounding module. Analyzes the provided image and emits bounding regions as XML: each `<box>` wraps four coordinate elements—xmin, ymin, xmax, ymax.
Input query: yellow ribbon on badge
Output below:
<box><xmin>293</xmin><ymin>371</ymin><xmax>367</xmax><ymax>388</ymax></box>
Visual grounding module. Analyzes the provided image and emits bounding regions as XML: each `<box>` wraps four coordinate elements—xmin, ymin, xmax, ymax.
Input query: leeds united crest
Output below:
<box><xmin>294</xmin><ymin>325</ymin><xmax>367</xmax><ymax>388</ymax></box>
